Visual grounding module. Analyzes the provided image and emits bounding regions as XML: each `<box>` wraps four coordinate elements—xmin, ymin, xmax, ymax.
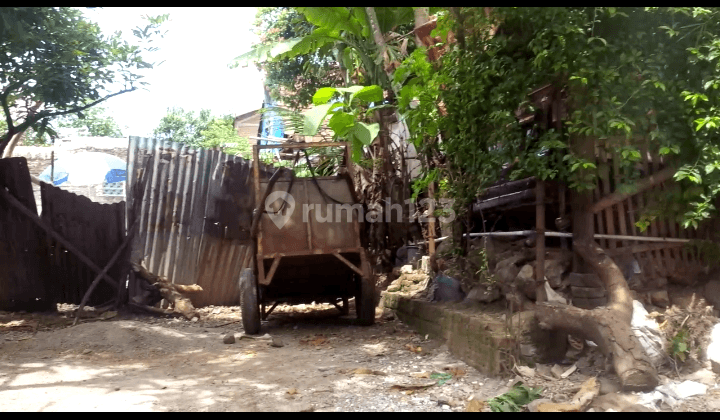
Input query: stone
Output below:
<box><xmin>649</xmin><ymin>290</ymin><xmax>670</xmax><ymax>308</ymax></box>
<box><xmin>223</xmin><ymin>333</ymin><xmax>236</xmax><ymax>344</ymax></box>
<box><xmin>494</xmin><ymin>264</ymin><xmax>520</xmax><ymax>285</ymax></box>
<box><xmin>516</xmin><ymin>264</ymin><xmax>534</xmax><ymax>282</ymax></box>
<box><xmin>495</xmin><ymin>254</ymin><xmax>524</xmax><ymax>272</ymax></box>
<box><xmin>191</xmin><ymin>317</ymin><xmax>199</xmax><ymax>322</ymax></box>
<box><xmin>270</xmin><ymin>337</ymin><xmax>284</xmax><ymax>348</ymax></box>
<box><xmin>550</xmin><ymin>364</ymin><xmax>565</xmax><ymax>379</ymax></box>
<box><xmin>464</xmin><ymin>285</ymin><xmax>500</xmax><ymax>304</ymax></box>
<box><xmin>704</xmin><ymin>280</ymin><xmax>720</xmax><ymax>310</ymax></box>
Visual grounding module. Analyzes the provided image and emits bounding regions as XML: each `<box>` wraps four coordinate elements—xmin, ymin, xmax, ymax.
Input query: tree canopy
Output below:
<box><xmin>0</xmin><ymin>7</ymin><xmax>167</xmax><ymax>155</ymax></box>
<box><xmin>152</xmin><ymin>108</ymin><xmax>251</xmax><ymax>158</ymax></box>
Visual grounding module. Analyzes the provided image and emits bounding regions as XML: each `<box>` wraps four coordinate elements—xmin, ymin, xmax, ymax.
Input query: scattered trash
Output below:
<box><xmin>630</xmin><ymin>300</ymin><xmax>666</xmax><ymax>366</ymax></box>
<box><xmin>550</xmin><ymin>364</ymin><xmax>566</xmax><ymax>379</ymax></box>
<box><xmin>544</xmin><ymin>281</ymin><xmax>567</xmax><ymax>305</ymax></box>
<box><xmin>488</xmin><ymin>381</ymin><xmax>543</xmax><ymax>412</ymax></box>
<box><xmin>405</xmin><ymin>344</ymin><xmax>422</xmax><ymax>353</ymax></box>
<box><xmin>636</xmin><ymin>379</ymin><xmax>708</xmax><ymax>410</ymax></box>
<box><xmin>527</xmin><ymin>377</ymin><xmax>598</xmax><ymax>412</ymax></box>
<box><xmin>656</xmin><ymin>380</ymin><xmax>707</xmax><ymax>400</ymax></box>
<box><xmin>560</xmin><ymin>364</ymin><xmax>577</xmax><ymax>379</ymax></box>
<box><xmin>287</xmin><ymin>388</ymin><xmax>298</xmax><ymax>395</ymax></box>
<box><xmin>410</xmin><ymin>371</ymin><xmax>431</xmax><ymax>379</ymax></box>
<box><xmin>400</xmin><ymin>265</ymin><xmax>414</xmax><ymax>274</ymax></box>
<box><xmin>430</xmin><ymin>273</ymin><xmax>466</xmax><ymax>303</ymax></box>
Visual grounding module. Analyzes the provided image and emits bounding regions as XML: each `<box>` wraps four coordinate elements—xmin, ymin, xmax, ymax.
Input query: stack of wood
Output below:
<box><xmin>131</xmin><ymin>262</ymin><xmax>203</xmax><ymax>320</ymax></box>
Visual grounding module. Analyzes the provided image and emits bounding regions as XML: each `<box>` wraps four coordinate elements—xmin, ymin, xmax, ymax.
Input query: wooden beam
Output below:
<box><xmin>591</xmin><ymin>166</ymin><xmax>675</xmax><ymax>214</ymax></box>
<box><xmin>333</xmin><ymin>252</ymin><xmax>364</xmax><ymax>277</ymax></box>
<box><xmin>0</xmin><ymin>186</ymin><xmax>118</xmax><ymax>291</ymax></box>
<box><xmin>535</xmin><ymin>180</ymin><xmax>546</xmax><ymax>302</ymax></box>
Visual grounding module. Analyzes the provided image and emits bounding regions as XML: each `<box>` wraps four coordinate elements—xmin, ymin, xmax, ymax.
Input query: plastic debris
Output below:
<box><xmin>630</xmin><ymin>300</ymin><xmax>666</xmax><ymax>366</ymax></box>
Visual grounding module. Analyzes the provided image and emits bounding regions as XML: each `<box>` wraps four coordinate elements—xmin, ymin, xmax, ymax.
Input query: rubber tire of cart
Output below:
<box><xmin>239</xmin><ymin>268</ymin><xmax>261</xmax><ymax>335</ymax></box>
<box><xmin>355</xmin><ymin>263</ymin><xmax>375</xmax><ymax>326</ymax></box>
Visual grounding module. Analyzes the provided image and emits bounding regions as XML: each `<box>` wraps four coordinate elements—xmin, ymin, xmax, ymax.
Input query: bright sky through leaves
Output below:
<box><xmin>82</xmin><ymin>7</ymin><xmax>264</xmax><ymax>137</ymax></box>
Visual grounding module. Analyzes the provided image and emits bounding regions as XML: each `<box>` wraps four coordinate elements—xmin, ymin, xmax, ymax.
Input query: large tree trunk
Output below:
<box><xmin>533</xmin><ymin>136</ymin><xmax>658</xmax><ymax>392</ymax></box>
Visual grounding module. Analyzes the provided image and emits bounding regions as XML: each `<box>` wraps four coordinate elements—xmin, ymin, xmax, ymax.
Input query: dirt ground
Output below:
<box><xmin>0</xmin><ymin>304</ymin><xmax>511</xmax><ymax>412</ymax></box>
<box><xmin>1</xmin><ymin>302</ymin><xmax>718</xmax><ymax>412</ymax></box>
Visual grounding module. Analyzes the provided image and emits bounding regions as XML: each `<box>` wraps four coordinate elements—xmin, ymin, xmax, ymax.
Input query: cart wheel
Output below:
<box><xmin>355</xmin><ymin>261</ymin><xmax>375</xmax><ymax>326</ymax></box>
<box><xmin>239</xmin><ymin>268</ymin><xmax>261</xmax><ymax>335</ymax></box>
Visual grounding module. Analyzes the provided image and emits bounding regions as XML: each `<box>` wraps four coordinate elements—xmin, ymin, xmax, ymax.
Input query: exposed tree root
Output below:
<box><xmin>534</xmin><ymin>241</ymin><xmax>659</xmax><ymax>391</ymax></box>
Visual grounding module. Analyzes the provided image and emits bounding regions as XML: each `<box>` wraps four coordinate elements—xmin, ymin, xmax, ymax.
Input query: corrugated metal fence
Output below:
<box><xmin>126</xmin><ymin>137</ymin><xmax>270</xmax><ymax>307</ymax></box>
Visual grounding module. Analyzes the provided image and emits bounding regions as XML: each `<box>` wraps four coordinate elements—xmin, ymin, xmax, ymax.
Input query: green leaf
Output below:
<box><xmin>303</xmin><ymin>103</ymin><xmax>341</xmax><ymax>136</ymax></box>
<box><xmin>350</xmin><ymin>122</ymin><xmax>380</xmax><ymax>145</ymax></box>
<box><xmin>328</xmin><ymin>111</ymin><xmax>355</xmax><ymax>136</ymax></box>
<box><xmin>351</xmin><ymin>85</ymin><xmax>383</xmax><ymax>104</ymax></box>
<box><xmin>313</xmin><ymin>87</ymin><xmax>338</xmax><ymax>105</ymax></box>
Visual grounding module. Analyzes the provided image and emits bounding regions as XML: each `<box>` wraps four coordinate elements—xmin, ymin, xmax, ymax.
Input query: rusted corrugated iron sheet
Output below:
<box><xmin>0</xmin><ymin>157</ymin><xmax>51</xmax><ymax>311</ymax></box>
<box><xmin>40</xmin><ymin>182</ymin><xmax>127</xmax><ymax>306</ymax></box>
<box><xmin>127</xmin><ymin>137</ymin><xmax>269</xmax><ymax>307</ymax></box>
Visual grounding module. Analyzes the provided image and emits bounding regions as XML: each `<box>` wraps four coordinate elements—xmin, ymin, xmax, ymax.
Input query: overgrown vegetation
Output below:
<box><xmin>396</xmin><ymin>7</ymin><xmax>720</xmax><ymax>229</ymax></box>
<box><xmin>649</xmin><ymin>294</ymin><xmax>719</xmax><ymax>367</ymax></box>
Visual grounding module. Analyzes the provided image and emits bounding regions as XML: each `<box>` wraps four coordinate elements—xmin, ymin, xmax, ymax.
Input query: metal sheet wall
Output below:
<box><xmin>126</xmin><ymin>137</ymin><xmax>268</xmax><ymax>307</ymax></box>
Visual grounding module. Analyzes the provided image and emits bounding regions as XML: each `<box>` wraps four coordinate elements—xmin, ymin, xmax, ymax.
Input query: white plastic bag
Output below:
<box><xmin>631</xmin><ymin>300</ymin><xmax>666</xmax><ymax>366</ymax></box>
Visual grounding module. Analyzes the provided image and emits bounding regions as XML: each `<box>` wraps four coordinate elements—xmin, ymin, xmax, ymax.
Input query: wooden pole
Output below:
<box><xmin>427</xmin><ymin>181</ymin><xmax>436</xmax><ymax>257</ymax></box>
<box><xmin>535</xmin><ymin>180</ymin><xmax>546</xmax><ymax>302</ymax></box>
<box><xmin>0</xmin><ymin>186</ymin><xmax>118</xmax><ymax>291</ymax></box>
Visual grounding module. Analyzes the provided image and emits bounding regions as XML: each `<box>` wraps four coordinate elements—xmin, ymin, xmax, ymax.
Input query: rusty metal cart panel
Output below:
<box><xmin>238</xmin><ymin>142</ymin><xmax>374</xmax><ymax>334</ymax></box>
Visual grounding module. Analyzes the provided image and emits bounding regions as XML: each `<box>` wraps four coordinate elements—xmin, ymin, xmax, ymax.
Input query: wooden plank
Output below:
<box><xmin>591</xmin><ymin>166</ymin><xmax>675</xmax><ymax>214</ymax></box>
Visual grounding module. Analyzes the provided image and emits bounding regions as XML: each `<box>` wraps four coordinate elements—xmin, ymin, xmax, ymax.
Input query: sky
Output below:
<box><xmin>82</xmin><ymin>7</ymin><xmax>265</xmax><ymax>137</ymax></box>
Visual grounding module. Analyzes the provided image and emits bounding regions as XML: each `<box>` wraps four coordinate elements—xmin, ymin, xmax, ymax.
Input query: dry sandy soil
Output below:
<box><xmin>0</xmin><ymin>304</ymin><xmax>509</xmax><ymax>412</ymax></box>
<box><xmin>1</xmin><ymin>303</ymin><xmax>718</xmax><ymax>412</ymax></box>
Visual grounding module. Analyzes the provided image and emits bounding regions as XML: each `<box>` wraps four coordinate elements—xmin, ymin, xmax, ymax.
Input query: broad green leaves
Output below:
<box><xmin>303</xmin><ymin>85</ymin><xmax>383</xmax><ymax>162</ymax></box>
